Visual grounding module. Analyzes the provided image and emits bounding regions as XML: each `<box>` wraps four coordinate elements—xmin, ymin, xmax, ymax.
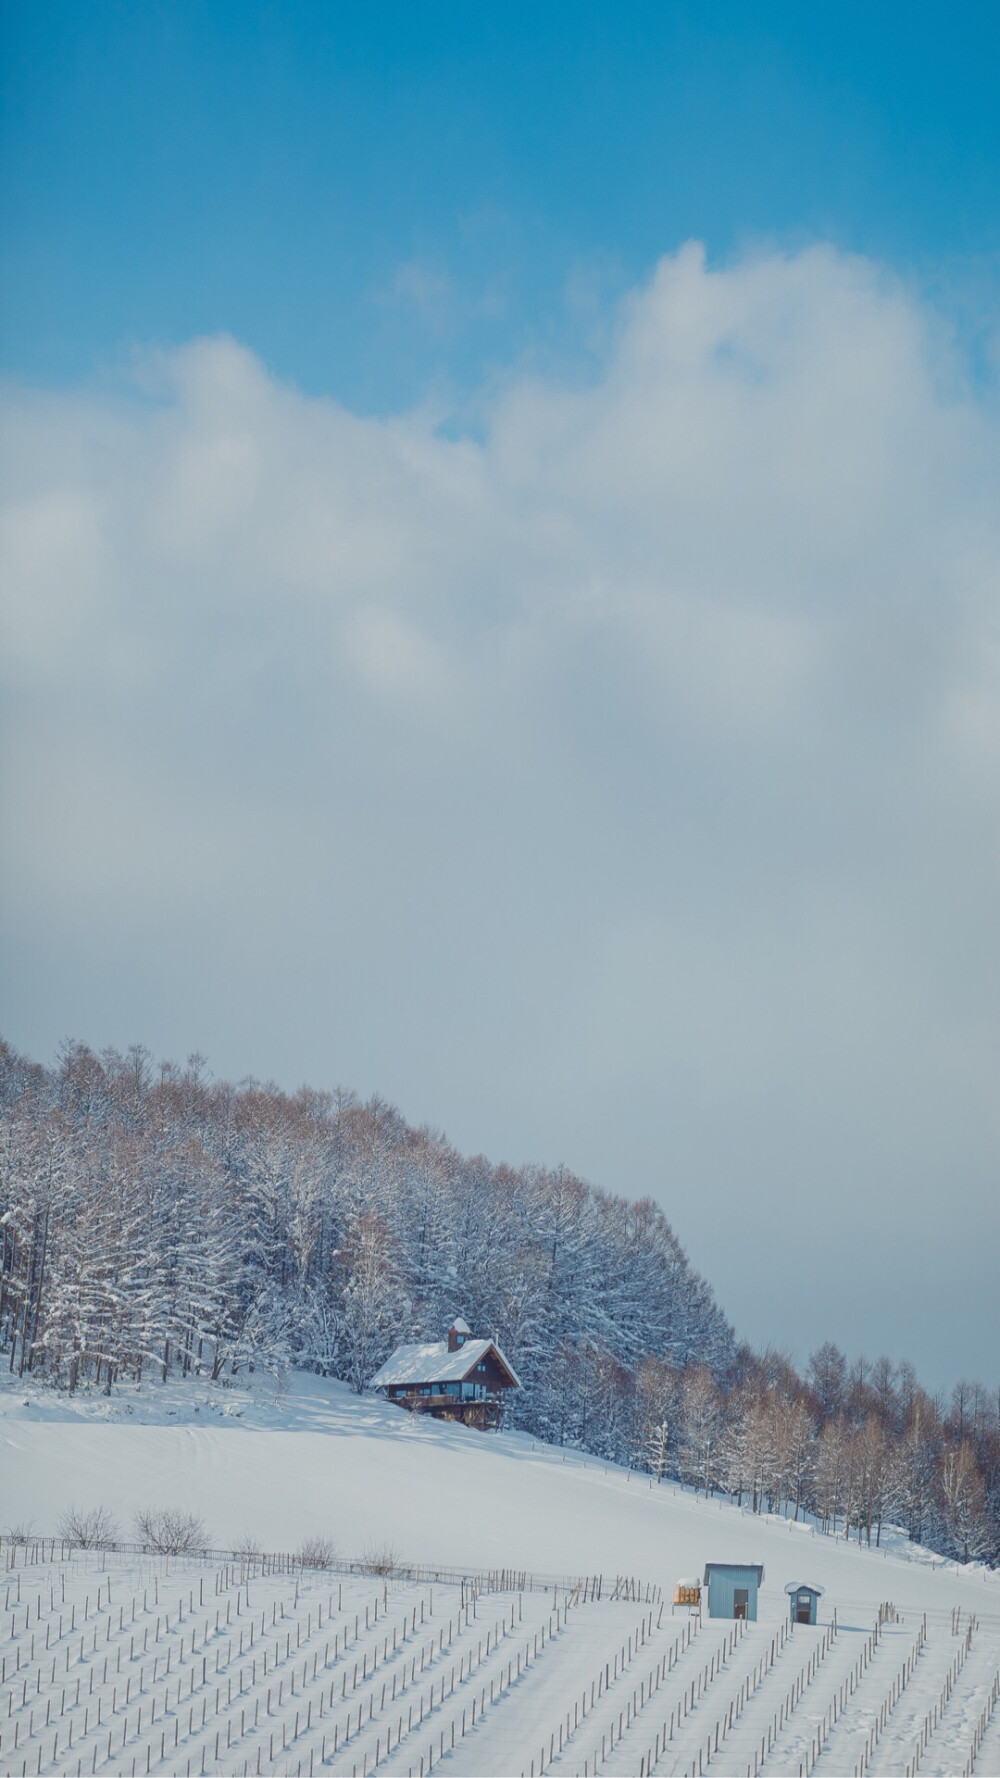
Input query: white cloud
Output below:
<box><xmin>2</xmin><ymin>242</ymin><xmax>998</xmax><ymax>1384</ymax></box>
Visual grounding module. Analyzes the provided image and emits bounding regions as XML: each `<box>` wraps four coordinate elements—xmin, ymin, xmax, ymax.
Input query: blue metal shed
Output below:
<box><xmin>785</xmin><ymin>1582</ymin><xmax>824</xmax><ymax>1625</ymax></box>
<box><xmin>703</xmin><ymin>1563</ymin><xmax>765</xmax><ymax>1621</ymax></box>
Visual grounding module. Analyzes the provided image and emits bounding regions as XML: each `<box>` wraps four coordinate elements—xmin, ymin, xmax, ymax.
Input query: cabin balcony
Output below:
<box><xmin>386</xmin><ymin>1383</ymin><xmax>503</xmax><ymax>1430</ymax></box>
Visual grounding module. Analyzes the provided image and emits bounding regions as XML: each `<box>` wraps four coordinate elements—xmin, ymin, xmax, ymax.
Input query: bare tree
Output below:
<box><xmin>59</xmin><ymin>1504</ymin><xmax>119</xmax><ymax>1548</ymax></box>
<box><xmin>133</xmin><ymin>1507</ymin><xmax>207</xmax><ymax>1553</ymax></box>
<box><xmin>232</xmin><ymin>1532</ymin><xmax>263</xmax><ymax>1560</ymax></box>
<box><xmin>360</xmin><ymin>1541</ymin><xmax>401</xmax><ymax>1576</ymax></box>
<box><xmin>297</xmin><ymin>1534</ymin><xmax>337</xmax><ymax>1568</ymax></box>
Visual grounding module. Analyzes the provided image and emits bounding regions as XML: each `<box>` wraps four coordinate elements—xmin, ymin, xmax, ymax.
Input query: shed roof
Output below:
<box><xmin>704</xmin><ymin>1563</ymin><xmax>765</xmax><ymax>1585</ymax></box>
<box><xmin>370</xmin><ymin>1337</ymin><xmax>520</xmax><ymax>1390</ymax></box>
<box><xmin>784</xmin><ymin>1582</ymin><xmax>825</xmax><ymax>1597</ymax></box>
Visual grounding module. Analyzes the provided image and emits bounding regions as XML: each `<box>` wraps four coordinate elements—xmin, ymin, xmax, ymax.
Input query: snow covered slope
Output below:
<box><xmin>2</xmin><ymin>1372</ymin><xmax>999</xmax><ymax>1776</ymax></box>
<box><xmin>0</xmin><ymin>1372</ymin><xmax>995</xmax><ymax>1612</ymax></box>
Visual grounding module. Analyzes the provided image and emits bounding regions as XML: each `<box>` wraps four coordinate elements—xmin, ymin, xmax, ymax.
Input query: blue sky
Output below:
<box><xmin>2</xmin><ymin>2</ymin><xmax>998</xmax><ymax>407</ymax></box>
<box><xmin>2</xmin><ymin>4</ymin><xmax>999</xmax><ymax>1389</ymax></box>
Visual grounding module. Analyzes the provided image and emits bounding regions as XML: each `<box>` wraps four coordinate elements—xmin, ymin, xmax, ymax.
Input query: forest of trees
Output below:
<box><xmin>1</xmin><ymin>1038</ymin><xmax>997</xmax><ymax>1569</ymax></box>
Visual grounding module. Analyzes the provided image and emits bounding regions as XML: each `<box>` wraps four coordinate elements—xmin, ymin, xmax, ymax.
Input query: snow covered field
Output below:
<box><xmin>2</xmin><ymin>1373</ymin><xmax>999</xmax><ymax>1776</ymax></box>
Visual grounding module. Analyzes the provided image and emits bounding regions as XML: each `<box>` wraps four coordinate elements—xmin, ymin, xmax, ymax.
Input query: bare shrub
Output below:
<box><xmin>232</xmin><ymin>1532</ymin><xmax>263</xmax><ymax>1560</ymax></box>
<box><xmin>59</xmin><ymin>1504</ymin><xmax>119</xmax><ymax>1549</ymax></box>
<box><xmin>360</xmin><ymin>1540</ymin><xmax>401</xmax><ymax>1577</ymax></box>
<box><xmin>297</xmin><ymin>1534</ymin><xmax>337</xmax><ymax>1568</ymax></box>
<box><xmin>4</xmin><ymin>1521</ymin><xmax>34</xmax><ymax>1546</ymax></box>
<box><xmin>133</xmin><ymin>1507</ymin><xmax>207</xmax><ymax>1554</ymax></box>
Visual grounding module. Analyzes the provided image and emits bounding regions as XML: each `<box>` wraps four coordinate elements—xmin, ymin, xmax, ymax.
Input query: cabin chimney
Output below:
<box><xmin>447</xmin><ymin>1316</ymin><xmax>472</xmax><ymax>1352</ymax></box>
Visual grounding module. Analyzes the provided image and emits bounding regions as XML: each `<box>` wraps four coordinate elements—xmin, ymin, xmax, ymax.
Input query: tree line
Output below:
<box><xmin>0</xmin><ymin>1038</ymin><xmax>996</xmax><ymax>1567</ymax></box>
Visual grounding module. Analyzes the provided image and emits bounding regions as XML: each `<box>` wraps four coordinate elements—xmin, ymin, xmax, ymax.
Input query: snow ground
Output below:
<box><xmin>1</xmin><ymin>1370</ymin><xmax>999</xmax><ymax>1776</ymax></box>
<box><xmin>2</xmin><ymin>1554</ymin><xmax>997</xmax><ymax>1778</ymax></box>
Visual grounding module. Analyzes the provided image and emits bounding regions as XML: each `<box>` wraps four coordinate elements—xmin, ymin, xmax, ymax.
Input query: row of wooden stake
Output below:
<box><xmin>2</xmin><ymin>1577</ymin><xmax>388</xmax><ymax>1757</ymax></box>
<box><xmin>736</xmin><ymin>1617</ymin><xmax>839</xmax><ymax>1778</ymax></box>
<box><xmin>591</xmin><ymin>1617</ymin><xmax>730</xmax><ymax>1777</ymax></box>
<box><xmin>853</xmin><ymin>1615</ymin><xmax>927</xmax><ymax>1778</ymax></box>
<box><xmin>961</xmin><ymin>1665</ymin><xmax>1000</xmax><ymax>1778</ymax></box>
<box><xmin>403</xmin><ymin>1597</ymin><xmax>572</xmax><ymax>1778</ymax></box>
<box><xmin>530</xmin><ymin>1599</ymin><xmax>685</xmax><ymax>1777</ymax></box>
<box><xmin>614</xmin><ymin>1619</ymin><xmax>744</xmax><ymax>1778</ymax></box>
<box><xmin>193</xmin><ymin>1588</ymin><xmax>519</xmax><ymax>1777</ymax></box>
<box><xmin>796</xmin><ymin>1609</ymin><xmax>886</xmax><ymax>1778</ymax></box>
<box><xmin>1</xmin><ymin>1570</ymin><xmax>427</xmax><ymax>1776</ymax></box>
<box><xmin>691</xmin><ymin>1618</ymin><xmax>791</xmax><ymax>1778</ymax></box>
<box><xmin>905</xmin><ymin>1621</ymin><xmax>973</xmax><ymax>1777</ymax></box>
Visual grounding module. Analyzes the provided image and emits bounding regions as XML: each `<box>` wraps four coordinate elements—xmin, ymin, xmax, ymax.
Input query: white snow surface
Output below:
<box><xmin>2</xmin><ymin>1370</ymin><xmax>999</xmax><ymax>1777</ymax></box>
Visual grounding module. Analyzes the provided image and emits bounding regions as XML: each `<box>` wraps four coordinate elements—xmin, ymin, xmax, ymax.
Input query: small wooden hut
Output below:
<box><xmin>703</xmin><ymin>1562</ymin><xmax>765</xmax><ymax>1621</ymax></box>
<box><xmin>785</xmin><ymin>1582</ymin><xmax>824</xmax><ymax>1625</ymax></box>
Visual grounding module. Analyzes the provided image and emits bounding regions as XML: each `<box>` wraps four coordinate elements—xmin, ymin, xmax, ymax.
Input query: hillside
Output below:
<box><xmin>0</xmin><ymin>1372</ymin><xmax>994</xmax><ymax>1602</ymax></box>
<box><xmin>3</xmin><ymin>1040</ymin><xmax>998</xmax><ymax>1574</ymax></box>
<box><xmin>3</xmin><ymin>1372</ymin><xmax>999</xmax><ymax>1776</ymax></box>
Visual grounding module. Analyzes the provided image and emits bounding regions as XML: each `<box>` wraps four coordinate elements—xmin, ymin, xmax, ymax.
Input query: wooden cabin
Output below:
<box><xmin>703</xmin><ymin>1562</ymin><xmax>765</xmax><ymax>1621</ymax></box>
<box><xmin>369</xmin><ymin>1318</ymin><xmax>520</xmax><ymax>1431</ymax></box>
<box><xmin>785</xmin><ymin>1582</ymin><xmax>824</xmax><ymax>1626</ymax></box>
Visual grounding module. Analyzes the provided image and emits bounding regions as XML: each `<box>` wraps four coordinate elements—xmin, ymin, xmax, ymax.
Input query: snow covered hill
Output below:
<box><xmin>1</xmin><ymin>1372</ymin><xmax>996</xmax><ymax>1607</ymax></box>
<box><xmin>2</xmin><ymin>1372</ymin><xmax>999</xmax><ymax>1776</ymax></box>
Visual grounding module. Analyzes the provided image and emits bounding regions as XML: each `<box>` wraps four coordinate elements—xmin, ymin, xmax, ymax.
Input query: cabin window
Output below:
<box><xmin>477</xmin><ymin>1362</ymin><xmax>486</xmax><ymax>1373</ymax></box>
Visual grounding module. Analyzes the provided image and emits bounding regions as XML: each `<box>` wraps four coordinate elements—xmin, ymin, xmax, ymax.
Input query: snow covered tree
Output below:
<box><xmin>646</xmin><ymin>1420</ymin><xmax>670</xmax><ymax>1482</ymax></box>
<box><xmin>337</xmin><ymin>1210</ymin><xmax>408</xmax><ymax>1392</ymax></box>
<box><xmin>938</xmin><ymin>1441</ymin><xmax>992</xmax><ymax>1563</ymax></box>
<box><xmin>678</xmin><ymin>1366</ymin><xmax>722</xmax><ymax>1497</ymax></box>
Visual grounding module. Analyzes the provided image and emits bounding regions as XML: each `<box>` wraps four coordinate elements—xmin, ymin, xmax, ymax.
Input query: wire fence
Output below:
<box><xmin>0</xmin><ymin>1536</ymin><xmax>660</xmax><ymax>1605</ymax></box>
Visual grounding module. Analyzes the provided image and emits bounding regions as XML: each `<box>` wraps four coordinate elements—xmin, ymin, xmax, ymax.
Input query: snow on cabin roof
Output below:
<box><xmin>450</xmin><ymin>1317</ymin><xmax>472</xmax><ymax>1334</ymax></box>
<box><xmin>369</xmin><ymin>1337</ymin><xmax>520</xmax><ymax>1389</ymax></box>
<box><xmin>371</xmin><ymin>1338</ymin><xmax>489</xmax><ymax>1386</ymax></box>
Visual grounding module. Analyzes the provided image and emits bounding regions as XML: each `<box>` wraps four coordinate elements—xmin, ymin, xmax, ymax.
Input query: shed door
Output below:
<box><xmin>733</xmin><ymin>1588</ymin><xmax>749</xmax><ymax>1620</ymax></box>
<box><xmin>796</xmin><ymin>1592</ymin><xmax>812</xmax><ymax>1624</ymax></box>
